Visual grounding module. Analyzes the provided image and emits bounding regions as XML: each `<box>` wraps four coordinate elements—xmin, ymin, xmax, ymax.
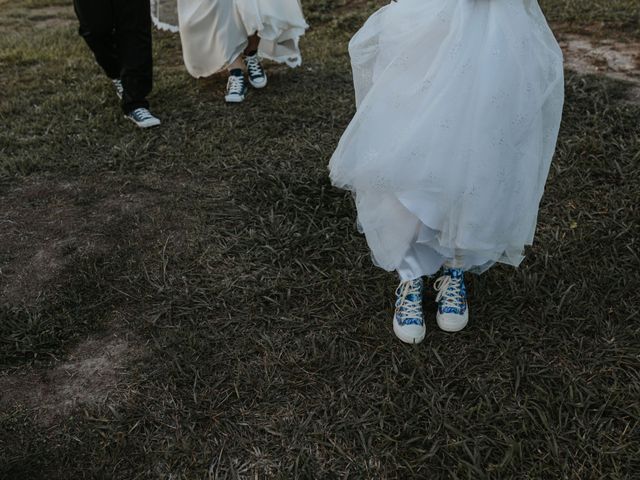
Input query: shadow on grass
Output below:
<box><xmin>1</xmin><ymin>1</ymin><xmax>639</xmax><ymax>478</ymax></box>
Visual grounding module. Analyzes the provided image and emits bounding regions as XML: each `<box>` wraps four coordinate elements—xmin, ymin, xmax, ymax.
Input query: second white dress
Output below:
<box><xmin>178</xmin><ymin>0</ymin><xmax>308</xmax><ymax>78</ymax></box>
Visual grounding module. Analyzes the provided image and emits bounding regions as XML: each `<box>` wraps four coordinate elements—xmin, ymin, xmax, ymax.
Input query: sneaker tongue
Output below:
<box><xmin>404</xmin><ymin>293</ymin><xmax>421</xmax><ymax>303</ymax></box>
<box><xmin>448</xmin><ymin>269</ymin><xmax>463</xmax><ymax>278</ymax></box>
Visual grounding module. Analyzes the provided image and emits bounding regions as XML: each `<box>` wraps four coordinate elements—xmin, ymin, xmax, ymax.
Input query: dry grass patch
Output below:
<box><xmin>0</xmin><ymin>331</ymin><xmax>140</xmax><ymax>425</ymax></box>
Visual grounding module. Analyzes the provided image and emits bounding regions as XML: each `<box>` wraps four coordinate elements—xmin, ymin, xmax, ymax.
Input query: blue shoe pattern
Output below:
<box><xmin>395</xmin><ymin>278</ymin><xmax>424</xmax><ymax>326</ymax></box>
<box><xmin>434</xmin><ymin>268</ymin><xmax>467</xmax><ymax>315</ymax></box>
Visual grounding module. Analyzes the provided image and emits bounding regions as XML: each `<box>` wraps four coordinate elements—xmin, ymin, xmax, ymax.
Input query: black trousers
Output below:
<box><xmin>73</xmin><ymin>0</ymin><xmax>153</xmax><ymax>113</ymax></box>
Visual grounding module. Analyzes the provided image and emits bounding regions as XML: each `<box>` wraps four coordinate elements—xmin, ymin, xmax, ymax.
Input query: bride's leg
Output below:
<box><xmin>244</xmin><ymin>33</ymin><xmax>260</xmax><ymax>55</ymax></box>
<box><xmin>228</xmin><ymin>55</ymin><xmax>245</xmax><ymax>71</ymax></box>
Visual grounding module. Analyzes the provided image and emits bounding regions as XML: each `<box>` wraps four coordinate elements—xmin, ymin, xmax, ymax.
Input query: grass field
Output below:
<box><xmin>1</xmin><ymin>0</ymin><xmax>639</xmax><ymax>478</ymax></box>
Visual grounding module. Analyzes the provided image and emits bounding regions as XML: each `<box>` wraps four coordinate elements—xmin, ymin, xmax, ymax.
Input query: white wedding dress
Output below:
<box><xmin>177</xmin><ymin>0</ymin><xmax>308</xmax><ymax>78</ymax></box>
<box><xmin>329</xmin><ymin>0</ymin><xmax>564</xmax><ymax>280</ymax></box>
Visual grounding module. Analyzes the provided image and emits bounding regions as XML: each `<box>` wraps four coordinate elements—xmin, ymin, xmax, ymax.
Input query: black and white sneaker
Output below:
<box><xmin>245</xmin><ymin>53</ymin><xmax>267</xmax><ymax>89</ymax></box>
<box><xmin>125</xmin><ymin>108</ymin><xmax>161</xmax><ymax>128</ymax></box>
<box><xmin>225</xmin><ymin>72</ymin><xmax>248</xmax><ymax>103</ymax></box>
<box><xmin>112</xmin><ymin>79</ymin><xmax>124</xmax><ymax>100</ymax></box>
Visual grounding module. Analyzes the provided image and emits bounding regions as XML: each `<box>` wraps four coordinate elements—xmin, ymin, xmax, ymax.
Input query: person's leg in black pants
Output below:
<box><xmin>73</xmin><ymin>0</ymin><xmax>121</xmax><ymax>80</ymax></box>
<box><xmin>114</xmin><ymin>0</ymin><xmax>152</xmax><ymax>113</ymax></box>
<box><xmin>73</xmin><ymin>0</ymin><xmax>155</xmax><ymax>118</ymax></box>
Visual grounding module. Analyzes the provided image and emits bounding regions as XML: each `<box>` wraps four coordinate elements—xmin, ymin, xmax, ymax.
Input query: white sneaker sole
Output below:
<box><xmin>393</xmin><ymin>314</ymin><xmax>426</xmax><ymax>344</ymax></box>
<box><xmin>249</xmin><ymin>76</ymin><xmax>267</xmax><ymax>89</ymax></box>
<box><xmin>124</xmin><ymin>116</ymin><xmax>161</xmax><ymax>128</ymax></box>
<box><xmin>225</xmin><ymin>94</ymin><xmax>246</xmax><ymax>103</ymax></box>
<box><xmin>436</xmin><ymin>310</ymin><xmax>469</xmax><ymax>332</ymax></box>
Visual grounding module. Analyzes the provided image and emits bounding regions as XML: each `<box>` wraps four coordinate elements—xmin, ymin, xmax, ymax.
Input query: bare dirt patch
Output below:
<box><xmin>0</xmin><ymin>173</ymin><xmax>196</xmax><ymax>370</ymax></box>
<box><xmin>0</xmin><ymin>331</ymin><xmax>140</xmax><ymax>424</ymax></box>
<box><xmin>558</xmin><ymin>32</ymin><xmax>640</xmax><ymax>101</ymax></box>
<box><xmin>0</xmin><ymin>176</ymin><xmax>162</xmax><ymax>309</ymax></box>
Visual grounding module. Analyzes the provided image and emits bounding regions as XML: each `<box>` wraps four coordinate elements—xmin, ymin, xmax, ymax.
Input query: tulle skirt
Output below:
<box><xmin>329</xmin><ymin>0</ymin><xmax>564</xmax><ymax>280</ymax></box>
<box><xmin>177</xmin><ymin>0</ymin><xmax>308</xmax><ymax>78</ymax></box>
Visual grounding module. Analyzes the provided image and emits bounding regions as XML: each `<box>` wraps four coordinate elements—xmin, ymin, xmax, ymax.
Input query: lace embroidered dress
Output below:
<box><xmin>329</xmin><ymin>0</ymin><xmax>565</xmax><ymax>280</ymax></box>
<box><xmin>176</xmin><ymin>0</ymin><xmax>308</xmax><ymax>78</ymax></box>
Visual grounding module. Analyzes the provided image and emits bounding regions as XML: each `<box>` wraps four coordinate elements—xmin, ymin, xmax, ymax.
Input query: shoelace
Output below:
<box><xmin>395</xmin><ymin>280</ymin><xmax>423</xmax><ymax>322</ymax></box>
<box><xmin>434</xmin><ymin>273</ymin><xmax>464</xmax><ymax>310</ymax></box>
<box><xmin>112</xmin><ymin>79</ymin><xmax>123</xmax><ymax>96</ymax></box>
<box><xmin>131</xmin><ymin>108</ymin><xmax>154</xmax><ymax>121</ymax></box>
<box><xmin>246</xmin><ymin>56</ymin><xmax>264</xmax><ymax>78</ymax></box>
<box><xmin>227</xmin><ymin>75</ymin><xmax>245</xmax><ymax>95</ymax></box>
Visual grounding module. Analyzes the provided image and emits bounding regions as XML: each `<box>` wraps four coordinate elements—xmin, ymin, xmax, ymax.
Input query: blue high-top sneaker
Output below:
<box><xmin>393</xmin><ymin>278</ymin><xmax>426</xmax><ymax>344</ymax></box>
<box><xmin>434</xmin><ymin>268</ymin><xmax>469</xmax><ymax>332</ymax></box>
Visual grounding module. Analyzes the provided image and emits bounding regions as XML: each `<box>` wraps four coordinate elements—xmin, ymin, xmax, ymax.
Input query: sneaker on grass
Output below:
<box><xmin>434</xmin><ymin>268</ymin><xmax>469</xmax><ymax>332</ymax></box>
<box><xmin>125</xmin><ymin>107</ymin><xmax>161</xmax><ymax>128</ymax></box>
<box><xmin>245</xmin><ymin>53</ymin><xmax>267</xmax><ymax>89</ymax></box>
<box><xmin>393</xmin><ymin>277</ymin><xmax>426</xmax><ymax>344</ymax></box>
<box><xmin>225</xmin><ymin>71</ymin><xmax>248</xmax><ymax>103</ymax></box>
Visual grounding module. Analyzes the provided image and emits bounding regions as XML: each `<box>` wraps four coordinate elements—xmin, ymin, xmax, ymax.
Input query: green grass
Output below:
<box><xmin>1</xmin><ymin>1</ymin><xmax>639</xmax><ymax>478</ymax></box>
<box><xmin>540</xmin><ymin>0</ymin><xmax>640</xmax><ymax>30</ymax></box>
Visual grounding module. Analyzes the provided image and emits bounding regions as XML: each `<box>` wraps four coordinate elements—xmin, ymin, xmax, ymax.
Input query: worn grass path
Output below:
<box><xmin>1</xmin><ymin>0</ymin><xmax>639</xmax><ymax>478</ymax></box>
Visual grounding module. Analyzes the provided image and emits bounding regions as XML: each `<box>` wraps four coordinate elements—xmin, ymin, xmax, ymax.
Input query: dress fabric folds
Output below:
<box><xmin>329</xmin><ymin>0</ymin><xmax>565</xmax><ymax>280</ymax></box>
<box><xmin>178</xmin><ymin>0</ymin><xmax>308</xmax><ymax>77</ymax></box>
